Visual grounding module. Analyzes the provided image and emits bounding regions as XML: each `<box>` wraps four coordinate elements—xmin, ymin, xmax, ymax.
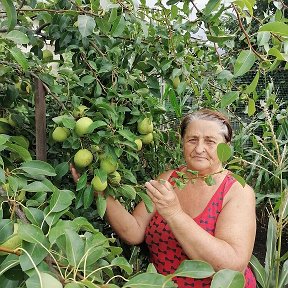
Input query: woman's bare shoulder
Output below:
<box><xmin>228</xmin><ymin>177</ymin><xmax>255</xmax><ymax>202</ymax></box>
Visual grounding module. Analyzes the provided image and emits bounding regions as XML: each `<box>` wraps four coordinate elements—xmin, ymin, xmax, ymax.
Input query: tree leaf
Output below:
<box><xmin>0</xmin><ymin>219</ymin><xmax>13</xmax><ymax>243</ymax></box>
<box><xmin>210</xmin><ymin>269</ymin><xmax>245</xmax><ymax>288</ymax></box>
<box><xmin>5</xmin><ymin>143</ymin><xmax>32</xmax><ymax>162</ymax></box>
<box><xmin>26</xmin><ymin>272</ymin><xmax>62</xmax><ymax>288</ymax></box>
<box><xmin>245</xmin><ymin>71</ymin><xmax>259</xmax><ymax>94</ymax></box>
<box><xmin>204</xmin><ymin>175</ymin><xmax>216</xmax><ymax>186</ymax></box>
<box><xmin>65</xmin><ymin>229</ymin><xmax>85</xmax><ymax>267</ymax></box>
<box><xmin>234</xmin><ymin>50</ymin><xmax>256</xmax><ymax>77</ymax></box>
<box><xmin>19</xmin><ymin>160</ymin><xmax>56</xmax><ymax>177</ymax></box>
<box><xmin>247</xmin><ymin>98</ymin><xmax>256</xmax><ymax>116</ymax></box>
<box><xmin>65</xmin><ymin>283</ymin><xmax>85</xmax><ymax>288</ymax></box>
<box><xmin>111</xmin><ymin>257</ymin><xmax>133</xmax><ymax>274</ymax></box>
<box><xmin>49</xmin><ymin>189</ymin><xmax>75</xmax><ymax>213</ymax></box>
<box><xmin>221</xmin><ymin>91</ymin><xmax>239</xmax><ymax>108</ymax></box>
<box><xmin>9</xmin><ymin>47</ymin><xmax>29</xmax><ymax>71</ymax></box>
<box><xmin>138</xmin><ymin>192</ymin><xmax>153</xmax><ymax>213</ymax></box>
<box><xmin>207</xmin><ymin>35</ymin><xmax>234</xmax><ymax>44</ymax></box>
<box><xmin>1</xmin><ymin>0</ymin><xmax>17</xmax><ymax>30</ymax></box>
<box><xmin>166</xmin><ymin>0</ymin><xmax>179</xmax><ymax>5</ymax></box>
<box><xmin>231</xmin><ymin>173</ymin><xmax>246</xmax><ymax>187</ymax></box>
<box><xmin>23</xmin><ymin>181</ymin><xmax>51</xmax><ymax>192</ymax></box>
<box><xmin>23</xmin><ymin>207</ymin><xmax>44</xmax><ymax>226</ymax></box>
<box><xmin>18</xmin><ymin>224</ymin><xmax>49</xmax><ymax>247</ymax></box>
<box><xmin>0</xmin><ymin>254</ymin><xmax>19</xmax><ymax>276</ymax></box>
<box><xmin>5</xmin><ymin>30</ymin><xmax>29</xmax><ymax>44</ymax></box>
<box><xmin>76</xmin><ymin>172</ymin><xmax>87</xmax><ymax>191</ymax></box>
<box><xmin>100</xmin><ymin>0</ymin><xmax>119</xmax><ymax>11</ymax></box>
<box><xmin>203</xmin><ymin>0</ymin><xmax>221</xmax><ymax>16</ymax></box>
<box><xmin>96</xmin><ymin>194</ymin><xmax>107</xmax><ymax>218</ymax></box>
<box><xmin>217</xmin><ymin>143</ymin><xmax>232</xmax><ymax>162</ymax></box>
<box><xmin>86</xmin><ymin>120</ymin><xmax>107</xmax><ymax>133</ymax></box>
<box><xmin>259</xmin><ymin>21</ymin><xmax>288</xmax><ymax>36</ymax></box>
<box><xmin>83</xmin><ymin>185</ymin><xmax>94</xmax><ymax>209</ymax></box>
<box><xmin>123</xmin><ymin>272</ymin><xmax>176</xmax><ymax>287</ymax></box>
<box><xmin>173</xmin><ymin>260</ymin><xmax>215</xmax><ymax>278</ymax></box>
<box><xmin>111</xmin><ymin>15</ymin><xmax>126</xmax><ymax>37</ymax></box>
<box><xmin>78</xmin><ymin>15</ymin><xmax>96</xmax><ymax>37</ymax></box>
<box><xmin>19</xmin><ymin>242</ymin><xmax>48</xmax><ymax>271</ymax></box>
<box><xmin>268</xmin><ymin>47</ymin><xmax>288</xmax><ymax>61</ymax></box>
<box><xmin>118</xmin><ymin>185</ymin><xmax>136</xmax><ymax>199</ymax></box>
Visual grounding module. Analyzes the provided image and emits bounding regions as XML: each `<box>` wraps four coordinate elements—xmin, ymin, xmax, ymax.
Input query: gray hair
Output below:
<box><xmin>180</xmin><ymin>109</ymin><xmax>232</xmax><ymax>143</ymax></box>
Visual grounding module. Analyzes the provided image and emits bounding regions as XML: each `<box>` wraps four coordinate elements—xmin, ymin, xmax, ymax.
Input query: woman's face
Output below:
<box><xmin>182</xmin><ymin>119</ymin><xmax>226</xmax><ymax>176</ymax></box>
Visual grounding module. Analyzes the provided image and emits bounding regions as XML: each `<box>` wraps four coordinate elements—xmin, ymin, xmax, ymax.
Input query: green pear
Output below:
<box><xmin>141</xmin><ymin>132</ymin><xmax>153</xmax><ymax>144</ymax></box>
<box><xmin>91</xmin><ymin>175</ymin><xmax>107</xmax><ymax>192</ymax></box>
<box><xmin>137</xmin><ymin>118</ymin><xmax>153</xmax><ymax>135</ymax></box>
<box><xmin>100</xmin><ymin>157</ymin><xmax>118</xmax><ymax>174</ymax></box>
<box><xmin>109</xmin><ymin>171</ymin><xmax>121</xmax><ymax>186</ymax></box>
<box><xmin>74</xmin><ymin>149</ymin><xmax>93</xmax><ymax>168</ymax></box>
<box><xmin>52</xmin><ymin>127</ymin><xmax>70</xmax><ymax>142</ymax></box>
<box><xmin>75</xmin><ymin>117</ymin><xmax>93</xmax><ymax>136</ymax></box>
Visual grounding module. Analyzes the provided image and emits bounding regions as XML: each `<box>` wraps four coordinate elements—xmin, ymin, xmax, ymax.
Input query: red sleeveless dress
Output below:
<box><xmin>145</xmin><ymin>169</ymin><xmax>256</xmax><ymax>287</ymax></box>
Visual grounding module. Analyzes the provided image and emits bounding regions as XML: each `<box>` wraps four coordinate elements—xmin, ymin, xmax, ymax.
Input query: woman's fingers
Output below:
<box><xmin>70</xmin><ymin>163</ymin><xmax>80</xmax><ymax>183</ymax></box>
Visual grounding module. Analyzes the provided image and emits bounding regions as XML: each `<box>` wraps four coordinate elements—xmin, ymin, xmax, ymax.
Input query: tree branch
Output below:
<box><xmin>232</xmin><ymin>4</ymin><xmax>266</xmax><ymax>61</ymax></box>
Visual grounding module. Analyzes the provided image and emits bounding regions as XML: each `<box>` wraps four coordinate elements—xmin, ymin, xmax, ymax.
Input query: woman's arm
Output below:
<box><xmin>146</xmin><ymin>179</ymin><xmax>256</xmax><ymax>272</ymax></box>
<box><xmin>70</xmin><ymin>164</ymin><xmax>173</xmax><ymax>245</ymax></box>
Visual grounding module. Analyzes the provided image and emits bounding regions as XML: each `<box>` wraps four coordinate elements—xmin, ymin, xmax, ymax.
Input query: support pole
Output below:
<box><xmin>35</xmin><ymin>78</ymin><xmax>47</xmax><ymax>161</ymax></box>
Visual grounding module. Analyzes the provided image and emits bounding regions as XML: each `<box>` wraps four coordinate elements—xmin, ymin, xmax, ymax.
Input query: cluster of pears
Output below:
<box><xmin>73</xmin><ymin>147</ymin><xmax>120</xmax><ymax>193</ymax></box>
<box><xmin>137</xmin><ymin>117</ymin><xmax>154</xmax><ymax>145</ymax></box>
<box><xmin>52</xmin><ymin>105</ymin><xmax>92</xmax><ymax>142</ymax></box>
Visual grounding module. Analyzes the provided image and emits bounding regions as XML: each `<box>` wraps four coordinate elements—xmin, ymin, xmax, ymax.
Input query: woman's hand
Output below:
<box><xmin>70</xmin><ymin>163</ymin><xmax>80</xmax><ymax>183</ymax></box>
<box><xmin>145</xmin><ymin>179</ymin><xmax>183</xmax><ymax>220</ymax></box>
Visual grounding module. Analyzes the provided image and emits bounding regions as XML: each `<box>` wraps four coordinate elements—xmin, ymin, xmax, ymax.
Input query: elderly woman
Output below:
<box><xmin>71</xmin><ymin>108</ymin><xmax>256</xmax><ymax>287</ymax></box>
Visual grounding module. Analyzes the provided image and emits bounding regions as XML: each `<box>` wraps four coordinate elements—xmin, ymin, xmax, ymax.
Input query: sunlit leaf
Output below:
<box><xmin>203</xmin><ymin>0</ymin><xmax>221</xmax><ymax>16</ymax></box>
<box><xmin>26</xmin><ymin>272</ymin><xmax>62</xmax><ymax>288</ymax></box>
<box><xmin>111</xmin><ymin>15</ymin><xmax>126</xmax><ymax>37</ymax></box>
<box><xmin>5</xmin><ymin>30</ymin><xmax>29</xmax><ymax>44</ymax></box>
<box><xmin>119</xmin><ymin>185</ymin><xmax>136</xmax><ymax>199</ymax></box>
<box><xmin>221</xmin><ymin>91</ymin><xmax>239</xmax><ymax>108</ymax></box>
<box><xmin>123</xmin><ymin>272</ymin><xmax>176</xmax><ymax>287</ymax></box>
<box><xmin>234</xmin><ymin>50</ymin><xmax>256</xmax><ymax>77</ymax></box>
<box><xmin>20</xmin><ymin>160</ymin><xmax>56</xmax><ymax>177</ymax></box>
<box><xmin>259</xmin><ymin>21</ymin><xmax>288</xmax><ymax>36</ymax></box>
<box><xmin>231</xmin><ymin>173</ymin><xmax>246</xmax><ymax>187</ymax></box>
<box><xmin>173</xmin><ymin>260</ymin><xmax>215</xmax><ymax>278</ymax></box>
<box><xmin>78</xmin><ymin>15</ymin><xmax>96</xmax><ymax>37</ymax></box>
<box><xmin>65</xmin><ymin>229</ymin><xmax>85</xmax><ymax>267</ymax></box>
<box><xmin>217</xmin><ymin>143</ymin><xmax>232</xmax><ymax>162</ymax></box>
<box><xmin>49</xmin><ymin>189</ymin><xmax>75</xmax><ymax>213</ymax></box>
<box><xmin>111</xmin><ymin>257</ymin><xmax>133</xmax><ymax>274</ymax></box>
<box><xmin>211</xmin><ymin>269</ymin><xmax>245</xmax><ymax>288</ymax></box>
<box><xmin>248</xmin><ymin>98</ymin><xmax>256</xmax><ymax>116</ymax></box>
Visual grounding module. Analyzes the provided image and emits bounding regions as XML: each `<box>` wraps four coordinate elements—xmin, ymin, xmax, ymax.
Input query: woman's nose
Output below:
<box><xmin>195</xmin><ymin>141</ymin><xmax>205</xmax><ymax>153</ymax></box>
